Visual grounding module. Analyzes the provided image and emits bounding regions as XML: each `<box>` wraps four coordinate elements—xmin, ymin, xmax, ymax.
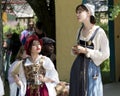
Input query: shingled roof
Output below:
<box><xmin>2</xmin><ymin>0</ymin><xmax>34</xmax><ymax>18</ymax></box>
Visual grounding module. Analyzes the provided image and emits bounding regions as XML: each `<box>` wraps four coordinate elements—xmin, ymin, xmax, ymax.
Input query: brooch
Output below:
<box><xmin>87</xmin><ymin>40</ymin><xmax>92</xmax><ymax>46</ymax></box>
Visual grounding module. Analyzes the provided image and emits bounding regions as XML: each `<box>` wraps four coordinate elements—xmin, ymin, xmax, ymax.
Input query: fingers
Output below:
<box><xmin>72</xmin><ymin>45</ymin><xmax>86</xmax><ymax>54</ymax></box>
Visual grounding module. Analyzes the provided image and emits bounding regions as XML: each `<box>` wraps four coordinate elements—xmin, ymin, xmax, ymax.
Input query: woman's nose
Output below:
<box><xmin>76</xmin><ymin>13</ymin><xmax>80</xmax><ymax>17</ymax></box>
<box><xmin>37</xmin><ymin>45</ymin><xmax>41</xmax><ymax>48</ymax></box>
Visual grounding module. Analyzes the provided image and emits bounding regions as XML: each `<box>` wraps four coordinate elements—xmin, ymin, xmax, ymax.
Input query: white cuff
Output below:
<box><xmin>86</xmin><ymin>48</ymin><xmax>91</xmax><ymax>58</ymax></box>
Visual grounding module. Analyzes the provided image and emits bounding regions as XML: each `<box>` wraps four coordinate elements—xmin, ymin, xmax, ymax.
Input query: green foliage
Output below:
<box><xmin>98</xmin><ymin>23</ymin><xmax>109</xmax><ymax>37</ymax></box>
<box><xmin>95</xmin><ymin>12</ymin><xmax>109</xmax><ymax>37</ymax></box>
<box><xmin>101</xmin><ymin>58</ymin><xmax>111</xmax><ymax>84</ymax></box>
<box><xmin>3</xmin><ymin>25</ymin><xmax>11</xmax><ymax>33</ymax></box>
<box><xmin>100</xmin><ymin>58</ymin><xmax>110</xmax><ymax>72</ymax></box>
<box><xmin>101</xmin><ymin>70</ymin><xmax>111</xmax><ymax>84</ymax></box>
<box><xmin>13</xmin><ymin>23</ymin><xmax>25</xmax><ymax>34</ymax></box>
<box><xmin>109</xmin><ymin>3</ymin><xmax>120</xmax><ymax>20</ymax></box>
<box><xmin>101</xmin><ymin>59</ymin><xmax>111</xmax><ymax>84</ymax></box>
<box><xmin>3</xmin><ymin>23</ymin><xmax>25</xmax><ymax>38</ymax></box>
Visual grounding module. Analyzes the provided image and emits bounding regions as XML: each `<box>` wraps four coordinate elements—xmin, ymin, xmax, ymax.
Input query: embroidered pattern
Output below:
<box><xmin>23</xmin><ymin>56</ymin><xmax>46</xmax><ymax>85</ymax></box>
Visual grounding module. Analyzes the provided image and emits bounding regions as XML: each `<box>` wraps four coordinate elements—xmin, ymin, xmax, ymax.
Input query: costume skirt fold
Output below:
<box><xmin>69</xmin><ymin>55</ymin><xmax>103</xmax><ymax>96</ymax></box>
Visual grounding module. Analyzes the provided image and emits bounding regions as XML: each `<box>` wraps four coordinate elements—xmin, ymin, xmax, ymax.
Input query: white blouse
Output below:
<box><xmin>0</xmin><ymin>76</ymin><xmax>4</xmax><ymax>96</ymax></box>
<box><xmin>77</xmin><ymin>25</ymin><xmax>110</xmax><ymax>66</ymax></box>
<box><xmin>24</xmin><ymin>55</ymin><xmax>60</xmax><ymax>96</ymax></box>
<box><xmin>11</xmin><ymin>55</ymin><xmax>60</xmax><ymax>96</ymax></box>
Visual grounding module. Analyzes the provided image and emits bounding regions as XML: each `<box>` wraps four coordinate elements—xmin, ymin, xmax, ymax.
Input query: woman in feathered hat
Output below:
<box><xmin>69</xmin><ymin>3</ymin><xmax>110</xmax><ymax>96</ymax></box>
<box><xmin>11</xmin><ymin>35</ymin><xmax>59</xmax><ymax>96</ymax></box>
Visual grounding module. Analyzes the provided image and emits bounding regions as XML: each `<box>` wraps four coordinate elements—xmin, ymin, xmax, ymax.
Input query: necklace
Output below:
<box><xmin>82</xmin><ymin>25</ymin><xmax>94</xmax><ymax>38</ymax></box>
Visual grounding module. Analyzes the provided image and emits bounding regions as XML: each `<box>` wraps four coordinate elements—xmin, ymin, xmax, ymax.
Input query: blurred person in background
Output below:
<box><xmin>41</xmin><ymin>37</ymin><xmax>56</xmax><ymax>69</ymax></box>
<box><xmin>8</xmin><ymin>46</ymin><xmax>27</xmax><ymax>96</ymax></box>
<box><xmin>20</xmin><ymin>22</ymin><xmax>34</xmax><ymax>45</ymax></box>
<box><xmin>10</xmin><ymin>33</ymin><xmax>22</xmax><ymax>63</ymax></box>
<box><xmin>34</xmin><ymin>21</ymin><xmax>46</xmax><ymax>39</ymax></box>
<box><xmin>4</xmin><ymin>31</ymin><xmax>13</xmax><ymax>81</ymax></box>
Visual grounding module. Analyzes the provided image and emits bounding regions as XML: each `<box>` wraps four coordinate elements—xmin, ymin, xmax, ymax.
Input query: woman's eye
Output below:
<box><xmin>77</xmin><ymin>11</ymin><xmax>81</xmax><ymax>14</ymax></box>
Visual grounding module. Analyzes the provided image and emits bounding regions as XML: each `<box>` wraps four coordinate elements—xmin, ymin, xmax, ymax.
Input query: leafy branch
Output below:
<box><xmin>109</xmin><ymin>3</ymin><xmax>120</xmax><ymax>20</ymax></box>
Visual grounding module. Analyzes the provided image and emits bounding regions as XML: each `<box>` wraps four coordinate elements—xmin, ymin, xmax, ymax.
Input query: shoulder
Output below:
<box><xmin>40</xmin><ymin>55</ymin><xmax>54</xmax><ymax>69</ymax></box>
<box><xmin>21</xmin><ymin>29</ymin><xmax>28</xmax><ymax>34</ymax></box>
<box><xmin>23</xmin><ymin>57</ymin><xmax>32</xmax><ymax>65</ymax></box>
<box><xmin>94</xmin><ymin>25</ymin><xmax>106</xmax><ymax>36</ymax></box>
<box><xmin>12</xmin><ymin>60</ymin><xmax>23</xmax><ymax>65</ymax></box>
<box><xmin>9</xmin><ymin>60</ymin><xmax>20</xmax><ymax>68</ymax></box>
<box><xmin>93</xmin><ymin>25</ymin><xmax>108</xmax><ymax>43</ymax></box>
<box><xmin>40</xmin><ymin>55</ymin><xmax>51</xmax><ymax>62</ymax></box>
<box><xmin>9</xmin><ymin>60</ymin><xmax>23</xmax><ymax>71</ymax></box>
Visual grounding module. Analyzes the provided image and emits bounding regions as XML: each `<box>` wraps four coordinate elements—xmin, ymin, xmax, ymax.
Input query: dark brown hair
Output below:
<box><xmin>16</xmin><ymin>46</ymin><xmax>25</xmax><ymax>60</ymax></box>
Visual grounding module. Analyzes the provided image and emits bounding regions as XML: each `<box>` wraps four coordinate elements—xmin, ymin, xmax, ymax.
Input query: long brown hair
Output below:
<box><xmin>16</xmin><ymin>45</ymin><xmax>25</xmax><ymax>60</ymax></box>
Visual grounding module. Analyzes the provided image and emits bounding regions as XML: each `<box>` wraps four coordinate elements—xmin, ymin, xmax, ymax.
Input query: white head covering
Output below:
<box><xmin>84</xmin><ymin>3</ymin><xmax>95</xmax><ymax>16</ymax></box>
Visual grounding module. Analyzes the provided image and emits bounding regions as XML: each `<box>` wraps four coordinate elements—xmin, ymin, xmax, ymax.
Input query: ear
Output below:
<box><xmin>86</xmin><ymin>11</ymin><xmax>91</xmax><ymax>17</ymax></box>
<box><xmin>87</xmin><ymin>11</ymin><xmax>91</xmax><ymax>16</ymax></box>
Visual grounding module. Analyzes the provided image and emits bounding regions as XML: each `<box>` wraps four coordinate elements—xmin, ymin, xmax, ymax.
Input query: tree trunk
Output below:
<box><xmin>0</xmin><ymin>0</ymin><xmax>4</xmax><ymax>77</ymax></box>
<box><xmin>26</xmin><ymin>0</ymin><xmax>56</xmax><ymax>40</ymax></box>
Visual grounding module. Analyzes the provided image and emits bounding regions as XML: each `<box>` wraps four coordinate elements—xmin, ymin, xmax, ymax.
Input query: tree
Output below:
<box><xmin>26</xmin><ymin>0</ymin><xmax>56</xmax><ymax>40</ymax></box>
<box><xmin>109</xmin><ymin>3</ymin><xmax>120</xmax><ymax>20</ymax></box>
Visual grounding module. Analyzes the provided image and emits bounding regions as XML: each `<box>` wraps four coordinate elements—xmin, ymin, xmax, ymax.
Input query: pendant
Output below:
<box><xmin>88</xmin><ymin>40</ymin><xmax>92</xmax><ymax>46</ymax></box>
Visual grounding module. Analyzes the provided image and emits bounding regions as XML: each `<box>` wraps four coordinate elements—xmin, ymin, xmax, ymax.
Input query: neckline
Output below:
<box><xmin>81</xmin><ymin>25</ymin><xmax>96</xmax><ymax>40</ymax></box>
<box><xmin>29</xmin><ymin>55</ymin><xmax>42</xmax><ymax>63</ymax></box>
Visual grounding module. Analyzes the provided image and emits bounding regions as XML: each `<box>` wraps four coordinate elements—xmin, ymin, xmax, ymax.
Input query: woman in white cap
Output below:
<box><xmin>69</xmin><ymin>3</ymin><xmax>110</xmax><ymax>96</ymax></box>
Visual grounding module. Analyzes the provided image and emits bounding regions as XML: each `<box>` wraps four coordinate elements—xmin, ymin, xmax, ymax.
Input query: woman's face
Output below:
<box><xmin>43</xmin><ymin>43</ymin><xmax>54</xmax><ymax>55</ymax></box>
<box><xmin>76</xmin><ymin>10</ymin><xmax>89</xmax><ymax>23</ymax></box>
<box><xmin>31</xmin><ymin>40</ymin><xmax>42</xmax><ymax>54</ymax></box>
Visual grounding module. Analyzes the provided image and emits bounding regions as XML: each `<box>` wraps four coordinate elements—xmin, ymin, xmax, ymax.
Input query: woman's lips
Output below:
<box><xmin>37</xmin><ymin>48</ymin><xmax>40</xmax><ymax>50</ymax></box>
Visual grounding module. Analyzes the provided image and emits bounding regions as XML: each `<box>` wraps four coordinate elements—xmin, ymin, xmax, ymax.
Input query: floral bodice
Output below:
<box><xmin>23</xmin><ymin>56</ymin><xmax>45</xmax><ymax>84</ymax></box>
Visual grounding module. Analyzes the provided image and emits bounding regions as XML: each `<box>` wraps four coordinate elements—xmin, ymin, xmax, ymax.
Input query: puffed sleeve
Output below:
<box><xmin>86</xmin><ymin>28</ymin><xmax>110</xmax><ymax>66</ymax></box>
<box><xmin>43</xmin><ymin>56</ymin><xmax>60</xmax><ymax>83</ymax></box>
<box><xmin>11</xmin><ymin>60</ymin><xmax>23</xmax><ymax>76</ymax></box>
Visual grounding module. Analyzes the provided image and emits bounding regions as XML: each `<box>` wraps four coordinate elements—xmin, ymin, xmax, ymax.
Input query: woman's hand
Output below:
<box><xmin>13</xmin><ymin>75</ymin><xmax>22</xmax><ymax>88</ymax></box>
<box><xmin>72</xmin><ymin>45</ymin><xmax>87</xmax><ymax>55</ymax></box>
<box><xmin>16</xmin><ymin>80</ymin><xmax>22</xmax><ymax>88</ymax></box>
<box><xmin>39</xmin><ymin>74</ymin><xmax>44</xmax><ymax>82</ymax></box>
<box><xmin>39</xmin><ymin>74</ymin><xmax>54</xmax><ymax>83</ymax></box>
